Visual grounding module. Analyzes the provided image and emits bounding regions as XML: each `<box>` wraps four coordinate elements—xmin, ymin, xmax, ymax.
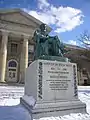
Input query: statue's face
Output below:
<box><xmin>40</xmin><ymin>24</ymin><xmax>47</xmax><ymax>32</ymax></box>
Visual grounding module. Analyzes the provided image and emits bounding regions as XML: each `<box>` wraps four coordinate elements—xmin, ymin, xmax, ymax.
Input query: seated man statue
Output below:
<box><xmin>33</xmin><ymin>23</ymin><xmax>65</xmax><ymax>60</ymax></box>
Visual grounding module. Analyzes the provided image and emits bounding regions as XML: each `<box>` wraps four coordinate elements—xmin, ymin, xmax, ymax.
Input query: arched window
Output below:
<box><xmin>8</xmin><ymin>60</ymin><xmax>17</xmax><ymax>67</ymax></box>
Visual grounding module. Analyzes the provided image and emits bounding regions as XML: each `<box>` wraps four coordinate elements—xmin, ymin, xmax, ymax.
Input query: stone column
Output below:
<box><xmin>20</xmin><ymin>35</ymin><xmax>29</xmax><ymax>83</ymax></box>
<box><xmin>0</xmin><ymin>31</ymin><xmax>8</xmax><ymax>82</ymax></box>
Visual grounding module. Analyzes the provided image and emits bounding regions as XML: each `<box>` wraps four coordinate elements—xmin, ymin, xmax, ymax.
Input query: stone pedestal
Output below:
<box><xmin>21</xmin><ymin>59</ymin><xmax>86</xmax><ymax>119</ymax></box>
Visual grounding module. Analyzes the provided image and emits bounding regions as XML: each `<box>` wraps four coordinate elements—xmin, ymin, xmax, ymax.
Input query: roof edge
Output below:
<box><xmin>0</xmin><ymin>8</ymin><xmax>52</xmax><ymax>32</ymax></box>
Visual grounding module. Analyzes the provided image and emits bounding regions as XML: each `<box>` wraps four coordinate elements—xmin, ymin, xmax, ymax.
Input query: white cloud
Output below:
<box><xmin>68</xmin><ymin>40</ymin><xmax>77</xmax><ymax>45</ymax></box>
<box><xmin>29</xmin><ymin>11</ymin><xmax>56</xmax><ymax>24</ymax></box>
<box><xmin>27</xmin><ymin>0</ymin><xmax>84</xmax><ymax>33</ymax></box>
<box><xmin>38</xmin><ymin>0</ymin><xmax>50</xmax><ymax>9</ymax></box>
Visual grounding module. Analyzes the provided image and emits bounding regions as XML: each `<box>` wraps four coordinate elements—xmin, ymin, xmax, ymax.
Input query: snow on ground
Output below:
<box><xmin>78</xmin><ymin>86</ymin><xmax>90</xmax><ymax>114</ymax></box>
<box><xmin>0</xmin><ymin>86</ymin><xmax>90</xmax><ymax>120</ymax></box>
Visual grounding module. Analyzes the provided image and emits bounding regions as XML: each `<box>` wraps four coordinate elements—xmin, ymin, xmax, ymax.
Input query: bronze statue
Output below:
<box><xmin>33</xmin><ymin>23</ymin><xmax>65</xmax><ymax>60</ymax></box>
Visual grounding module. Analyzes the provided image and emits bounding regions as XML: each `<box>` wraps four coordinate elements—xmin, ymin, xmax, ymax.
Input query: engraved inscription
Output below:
<box><xmin>43</xmin><ymin>62</ymin><xmax>72</xmax><ymax>91</ymax></box>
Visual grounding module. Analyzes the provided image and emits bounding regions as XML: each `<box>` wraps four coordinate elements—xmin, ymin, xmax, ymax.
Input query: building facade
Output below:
<box><xmin>0</xmin><ymin>9</ymin><xmax>45</xmax><ymax>83</ymax></box>
<box><xmin>65</xmin><ymin>44</ymin><xmax>90</xmax><ymax>85</ymax></box>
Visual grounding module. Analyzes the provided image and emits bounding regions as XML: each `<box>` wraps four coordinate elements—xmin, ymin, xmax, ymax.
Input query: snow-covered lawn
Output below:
<box><xmin>0</xmin><ymin>86</ymin><xmax>90</xmax><ymax>120</ymax></box>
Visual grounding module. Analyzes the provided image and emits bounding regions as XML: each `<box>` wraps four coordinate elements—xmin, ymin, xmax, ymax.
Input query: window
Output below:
<box><xmin>28</xmin><ymin>52</ymin><xmax>34</xmax><ymax>61</ymax></box>
<box><xmin>28</xmin><ymin>45</ymin><xmax>34</xmax><ymax>53</ymax></box>
<box><xmin>84</xmin><ymin>79</ymin><xmax>87</xmax><ymax>85</ymax></box>
<box><xmin>82</xmin><ymin>69</ymin><xmax>87</xmax><ymax>75</ymax></box>
<box><xmin>8</xmin><ymin>61</ymin><xmax>17</xmax><ymax>67</ymax></box>
<box><xmin>11</xmin><ymin>43</ymin><xmax>18</xmax><ymax>53</ymax></box>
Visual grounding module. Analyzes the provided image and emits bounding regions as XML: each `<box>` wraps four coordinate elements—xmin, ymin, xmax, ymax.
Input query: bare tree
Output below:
<box><xmin>77</xmin><ymin>30</ymin><xmax>90</xmax><ymax>60</ymax></box>
<box><xmin>78</xmin><ymin>30</ymin><xmax>90</xmax><ymax>49</ymax></box>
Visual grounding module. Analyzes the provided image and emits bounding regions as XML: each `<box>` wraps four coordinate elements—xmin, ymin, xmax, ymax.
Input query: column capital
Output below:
<box><xmin>1</xmin><ymin>30</ymin><xmax>9</xmax><ymax>36</ymax></box>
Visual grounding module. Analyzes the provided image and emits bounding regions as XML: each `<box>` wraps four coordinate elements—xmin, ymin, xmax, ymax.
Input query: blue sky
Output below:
<box><xmin>0</xmin><ymin>0</ymin><xmax>90</xmax><ymax>45</ymax></box>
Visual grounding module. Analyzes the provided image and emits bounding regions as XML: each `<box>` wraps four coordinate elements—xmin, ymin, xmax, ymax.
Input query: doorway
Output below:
<box><xmin>7</xmin><ymin>59</ymin><xmax>18</xmax><ymax>82</ymax></box>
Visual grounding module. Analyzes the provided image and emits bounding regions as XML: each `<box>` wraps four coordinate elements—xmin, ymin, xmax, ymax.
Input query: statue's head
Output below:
<box><xmin>40</xmin><ymin>23</ymin><xmax>47</xmax><ymax>32</ymax></box>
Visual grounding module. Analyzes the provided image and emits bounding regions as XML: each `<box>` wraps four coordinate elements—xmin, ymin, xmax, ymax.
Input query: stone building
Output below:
<box><xmin>0</xmin><ymin>9</ymin><xmax>50</xmax><ymax>83</ymax></box>
<box><xmin>65</xmin><ymin>44</ymin><xmax>90</xmax><ymax>85</ymax></box>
